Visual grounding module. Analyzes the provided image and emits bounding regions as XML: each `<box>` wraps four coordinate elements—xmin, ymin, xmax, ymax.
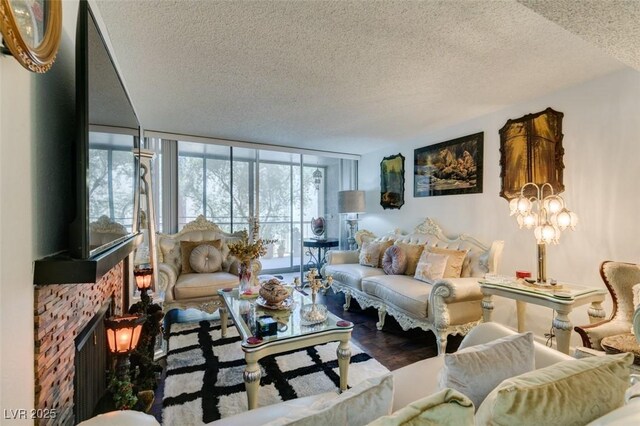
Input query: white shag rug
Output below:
<box><xmin>162</xmin><ymin>319</ymin><xmax>389</xmax><ymax>425</ymax></box>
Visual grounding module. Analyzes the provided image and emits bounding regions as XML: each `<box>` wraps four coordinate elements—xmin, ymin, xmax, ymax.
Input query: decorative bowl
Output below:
<box><xmin>259</xmin><ymin>278</ymin><xmax>290</xmax><ymax>305</ymax></box>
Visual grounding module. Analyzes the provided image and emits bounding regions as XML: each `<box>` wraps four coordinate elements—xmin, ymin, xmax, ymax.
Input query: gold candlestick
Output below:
<box><xmin>301</xmin><ymin>269</ymin><xmax>333</xmax><ymax>323</ymax></box>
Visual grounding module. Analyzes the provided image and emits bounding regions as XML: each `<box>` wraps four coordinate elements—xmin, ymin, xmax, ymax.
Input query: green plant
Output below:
<box><xmin>108</xmin><ymin>370</ymin><xmax>137</xmax><ymax>410</ymax></box>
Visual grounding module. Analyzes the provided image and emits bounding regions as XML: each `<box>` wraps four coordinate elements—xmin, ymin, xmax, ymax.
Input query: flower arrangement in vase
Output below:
<box><xmin>228</xmin><ymin>217</ymin><xmax>276</xmax><ymax>295</ymax></box>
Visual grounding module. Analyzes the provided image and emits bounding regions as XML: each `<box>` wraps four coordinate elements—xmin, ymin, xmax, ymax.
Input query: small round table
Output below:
<box><xmin>303</xmin><ymin>239</ymin><xmax>339</xmax><ymax>275</ymax></box>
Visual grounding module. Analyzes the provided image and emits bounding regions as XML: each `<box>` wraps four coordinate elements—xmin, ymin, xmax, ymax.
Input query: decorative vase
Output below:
<box><xmin>239</xmin><ymin>261</ymin><xmax>252</xmax><ymax>293</ymax></box>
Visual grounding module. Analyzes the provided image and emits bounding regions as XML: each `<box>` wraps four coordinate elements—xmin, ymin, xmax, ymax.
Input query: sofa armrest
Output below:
<box><xmin>326</xmin><ymin>250</ymin><xmax>359</xmax><ymax>265</ymax></box>
<box><xmin>431</xmin><ymin>277</ymin><xmax>483</xmax><ymax>304</ymax></box>
<box><xmin>429</xmin><ymin>278</ymin><xmax>483</xmax><ymax>330</ymax></box>
<box><xmin>575</xmin><ymin>319</ymin><xmax>633</xmax><ymax>351</ymax></box>
<box><xmin>158</xmin><ymin>263</ymin><xmax>178</xmax><ymax>301</ymax></box>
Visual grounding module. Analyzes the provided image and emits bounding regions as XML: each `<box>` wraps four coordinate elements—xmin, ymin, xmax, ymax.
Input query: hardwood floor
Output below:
<box><xmin>150</xmin><ymin>288</ymin><xmax>462</xmax><ymax>422</ymax></box>
<box><xmin>319</xmin><ymin>289</ymin><xmax>462</xmax><ymax>370</ymax></box>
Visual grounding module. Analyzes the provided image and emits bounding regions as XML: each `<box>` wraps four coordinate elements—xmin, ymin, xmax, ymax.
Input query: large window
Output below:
<box><xmin>162</xmin><ymin>139</ymin><xmax>357</xmax><ymax>273</ymax></box>
<box><xmin>178</xmin><ymin>143</ymin><xmax>232</xmax><ymax>230</ymax></box>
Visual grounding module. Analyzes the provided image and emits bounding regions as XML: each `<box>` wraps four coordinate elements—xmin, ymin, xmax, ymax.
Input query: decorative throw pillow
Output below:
<box><xmin>426</xmin><ymin>246</ymin><xmax>468</xmax><ymax>278</ymax></box>
<box><xmin>189</xmin><ymin>244</ymin><xmax>222</xmax><ymax>273</ymax></box>
<box><xmin>376</xmin><ymin>240</ymin><xmax>394</xmax><ymax>268</ymax></box>
<box><xmin>368</xmin><ymin>388</ymin><xmax>474</xmax><ymax>426</ymax></box>
<box><xmin>414</xmin><ymin>251</ymin><xmax>449</xmax><ymax>283</ymax></box>
<box><xmin>439</xmin><ymin>332</ymin><xmax>535</xmax><ymax>410</ymax></box>
<box><xmin>382</xmin><ymin>245</ymin><xmax>408</xmax><ymax>275</ymax></box>
<box><xmin>180</xmin><ymin>239</ymin><xmax>222</xmax><ymax>274</ymax></box>
<box><xmin>476</xmin><ymin>353</ymin><xmax>633</xmax><ymax>425</ymax></box>
<box><xmin>394</xmin><ymin>242</ymin><xmax>425</xmax><ymax>276</ymax></box>
<box><xmin>359</xmin><ymin>241</ymin><xmax>384</xmax><ymax>268</ymax></box>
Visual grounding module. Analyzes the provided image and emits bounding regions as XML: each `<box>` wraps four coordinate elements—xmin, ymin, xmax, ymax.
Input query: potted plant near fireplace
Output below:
<box><xmin>126</xmin><ymin>267</ymin><xmax>164</xmax><ymax>412</ymax></box>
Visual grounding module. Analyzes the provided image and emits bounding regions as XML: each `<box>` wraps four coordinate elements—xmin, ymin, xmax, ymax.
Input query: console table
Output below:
<box><xmin>303</xmin><ymin>239</ymin><xmax>339</xmax><ymax>275</ymax></box>
<box><xmin>478</xmin><ymin>279</ymin><xmax>607</xmax><ymax>354</ymax></box>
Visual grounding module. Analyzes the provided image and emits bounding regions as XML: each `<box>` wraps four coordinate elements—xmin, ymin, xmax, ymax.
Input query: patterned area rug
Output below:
<box><xmin>162</xmin><ymin>320</ymin><xmax>389</xmax><ymax>425</ymax></box>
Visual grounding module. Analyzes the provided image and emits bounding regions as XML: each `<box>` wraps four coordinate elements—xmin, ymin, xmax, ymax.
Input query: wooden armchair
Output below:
<box><xmin>574</xmin><ymin>261</ymin><xmax>640</xmax><ymax>351</ymax></box>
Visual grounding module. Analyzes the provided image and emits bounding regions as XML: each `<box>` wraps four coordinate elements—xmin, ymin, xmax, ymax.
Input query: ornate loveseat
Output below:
<box><xmin>322</xmin><ymin>218</ymin><xmax>504</xmax><ymax>354</ymax></box>
<box><xmin>157</xmin><ymin>216</ymin><xmax>261</xmax><ymax>313</ymax></box>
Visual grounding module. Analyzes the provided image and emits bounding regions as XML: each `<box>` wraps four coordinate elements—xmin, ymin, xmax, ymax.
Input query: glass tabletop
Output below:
<box><xmin>218</xmin><ymin>288</ymin><xmax>352</xmax><ymax>348</ymax></box>
<box><xmin>478</xmin><ymin>277</ymin><xmax>603</xmax><ymax>300</ymax></box>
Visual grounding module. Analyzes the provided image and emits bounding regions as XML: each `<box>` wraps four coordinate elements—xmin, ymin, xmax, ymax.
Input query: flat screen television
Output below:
<box><xmin>34</xmin><ymin>1</ymin><xmax>140</xmax><ymax>284</ymax></box>
<box><xmin>72</xmin><ymin>0</ymin><xmax>140</xmax><ymax>259</ymax></box>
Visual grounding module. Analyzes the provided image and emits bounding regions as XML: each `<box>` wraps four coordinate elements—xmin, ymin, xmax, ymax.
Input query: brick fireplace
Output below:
<box><xmin>33</xmin><ymin>262</ymin><xmax>126</xmax><ymax>426</ymax></box>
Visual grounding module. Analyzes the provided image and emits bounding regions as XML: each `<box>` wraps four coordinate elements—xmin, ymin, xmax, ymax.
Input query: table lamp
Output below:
<box><xmin>509</xmin><ymin>182</ymin><xmax>578</xmax><ymax>283</ymax></box>
<box><xmin>338</xmin><ymin>190</ymin><xmax>366</xmax><ymax>250</ymax></box>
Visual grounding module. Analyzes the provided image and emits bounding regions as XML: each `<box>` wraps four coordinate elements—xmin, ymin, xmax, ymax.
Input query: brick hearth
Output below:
<box><xmin>33</xmin><ymin>262</ymin><xmax>126</xmax><ymax>426</ymax></box>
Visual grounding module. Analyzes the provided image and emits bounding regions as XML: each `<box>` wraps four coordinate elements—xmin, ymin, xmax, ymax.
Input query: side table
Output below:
<box><xmin>303</xmin><ymin>238</ymin><xmax>339</xmax><ymax>275</ymax></box>
<box><xmin>479</xmin><ymin>279</ymin><xmax>606</xmax><ymax>355</ymax></box>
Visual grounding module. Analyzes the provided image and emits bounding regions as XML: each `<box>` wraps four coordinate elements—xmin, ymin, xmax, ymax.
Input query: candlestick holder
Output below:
<box><xmin>300</xmin><ymin>269</ymin><xmax>333</xmax><ymax>324</ymax></box>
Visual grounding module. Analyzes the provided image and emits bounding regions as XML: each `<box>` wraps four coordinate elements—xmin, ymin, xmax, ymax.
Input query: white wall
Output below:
<box><xmin>0</xmin><ymin>0</ymin><xmax>78</xmax><ymax>421</ymax></box>
<box><xmin>359</xmin><ymin>68</ymin><xmax>640</xmax><ymax>346</ymax></box>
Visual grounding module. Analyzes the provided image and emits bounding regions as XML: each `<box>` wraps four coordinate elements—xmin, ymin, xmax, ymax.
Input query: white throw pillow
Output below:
<box><xmin>439</xmin><ymin>332</ymin><xmax>534</xmax><ymax>410</ymax></box>
<box><xmin>476</xmin><ymin>353</ymin><xmax>633</xmax><ymax>426</ymax></box>
<box><xmin>189</xmin><ymin>244</ymin><xmax>222</xmax><ymax>273</ymax></box>
<box><xmin>262</xmin><ymin>373</ymin><xmax>394</xmax><ymax>426</ymax></box>
<box><xmin>414</xmin><ymin>251</ymin><xmax>449</xmax><ymax>283</ymax></box>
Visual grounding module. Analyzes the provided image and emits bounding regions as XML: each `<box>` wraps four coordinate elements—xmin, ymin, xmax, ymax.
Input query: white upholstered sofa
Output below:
<box><xmin>322</xmin><ymin>218</ymin><xmax>504</xmax><ymax>354</ymax></box>
<box><xmin>207</xmin><ymin>322</ymin><xmax>640</xmax><ymax>425</ymax></box>
<box><xmin>157</xmin><ymin>216</ymin><xmax>261</xmax><ymax>313</ymax></box>
<box><xmin>80</xmin><ymin>323</ymin><xmax>640</xmax><ymax>425</ymax></box>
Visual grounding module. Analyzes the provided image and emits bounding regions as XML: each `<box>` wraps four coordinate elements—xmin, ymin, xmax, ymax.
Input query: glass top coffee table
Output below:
<box><xmin>478</xmin><ymin>278</ymin><xmax>607</xmax><ymax>354</ymax></box>
<box><xmin>217</xmin><ymin>287</ymin><xmax>354</xmax><ymax>410</ymax></box>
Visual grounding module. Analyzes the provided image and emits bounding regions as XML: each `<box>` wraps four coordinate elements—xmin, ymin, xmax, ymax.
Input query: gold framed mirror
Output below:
<box><xmin>499</xmin><ymin>108</ymin><xmax>565</xmax><ymax>200</ymax></box>
<box><xmin>0</xmin><ymin>0</ymin><xmax>62</xmax><ymax>73</ymax></box>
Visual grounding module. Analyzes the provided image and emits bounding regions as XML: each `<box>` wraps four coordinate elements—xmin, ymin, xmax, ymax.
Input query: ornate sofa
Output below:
<box><xmin>157</xmin><ymin>216</ymin><xmax>261</xmax><ymax>313</ymax></box>
<box><xmin>322</xmin><ymin>218</ymin><xmax>504</xmax><ymax>354</ymax></box>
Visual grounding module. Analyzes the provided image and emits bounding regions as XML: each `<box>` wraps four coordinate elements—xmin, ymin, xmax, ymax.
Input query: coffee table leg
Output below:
<box><xmin>220</xmin><ymin>307</ymin><xmax>228</xmax><ymax>338</ymax></box>
<box><xmin>337</xmin><ymin>338</ymin><xmax>351</xmax><ymax>392</ymax></box>
<box><xmin>244</xmin><ymin>358</ymin><xmax>261</xmax><ymax>410</ymax></box>
<box><xmin>553</xmin><ymin>309</ymin><xmax>573</xmax><ymax>355</ymax></box>
<box><xmin>481</xmin><ymin>294</ymin><xmax>494</xmax><ymax>323</ymax></box>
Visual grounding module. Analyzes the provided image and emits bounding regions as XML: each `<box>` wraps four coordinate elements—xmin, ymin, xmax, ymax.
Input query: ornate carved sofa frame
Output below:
<box><xmin>157</xmin><ymin>216</ymin><xmax>261</xmax><ymax>313</ymax></box>
<box><xmin>322</xmin><ymin>218</ymin><xmax>504</xmax><ymax>354</ymax></box>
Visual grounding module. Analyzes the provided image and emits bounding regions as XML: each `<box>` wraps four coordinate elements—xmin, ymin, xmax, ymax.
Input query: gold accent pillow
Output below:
<box><xmin>180</xmin><ymin>239</ymin><xmax>222</xmax><ymax>274</ymax></box>
<box><xmin>476</xmin><ymin>353</ymin><xmax>633</xmax><ymax>426</ymax></box>
<box><xmin>414</xmin><ymin>252</ymin><xmax>449</xmax><ymax>283</ymax></box>
<box><xmin>394</xmin><ymin>242</ymin><xmax>425</xmax><ymax>276</ymax></box>
<box><xmin>426</xmin><ymin>246</ymin><xmax>468</xmax><ymax>278</ymax></box>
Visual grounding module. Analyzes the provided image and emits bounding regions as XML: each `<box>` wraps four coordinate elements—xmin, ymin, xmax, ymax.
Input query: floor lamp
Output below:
<box><xmin>338</xmin><ymin>190</ymin><xmax>366</xmax><ymax>250</ymax></box>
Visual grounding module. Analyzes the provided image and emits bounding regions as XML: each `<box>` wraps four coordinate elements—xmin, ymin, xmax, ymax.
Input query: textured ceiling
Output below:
<box><xmin>519</xmin><ymin>0</ymin><xmax>640</xmax><ymax>71</ymax></box>
<box><xmin>93</xmin><ymin>0</ymin><xmax>626</xmax><ymax>155</ymax></box>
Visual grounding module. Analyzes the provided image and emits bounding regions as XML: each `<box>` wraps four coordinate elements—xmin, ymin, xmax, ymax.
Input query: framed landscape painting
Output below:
<box><xmin>414</xmin><ymin>132</ymin><xmax>483</xmax><ymax>197</ymax></box>
<box><xmin>380</xmin><ymin>153</ymin><xmax>405</xmax><ymax>209</ymax></box>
